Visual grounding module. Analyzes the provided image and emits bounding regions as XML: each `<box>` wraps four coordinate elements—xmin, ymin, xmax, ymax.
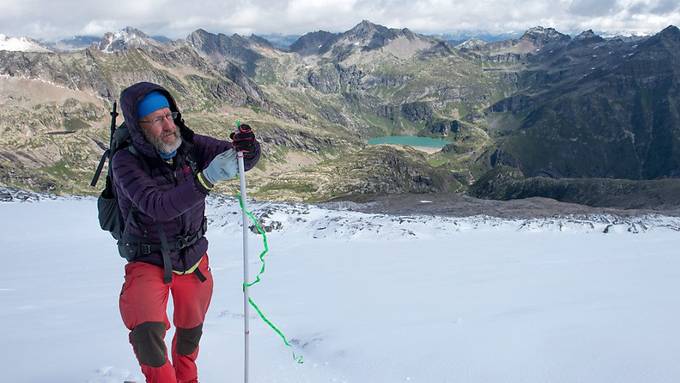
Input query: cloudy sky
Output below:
<box><xmin>2</xmin><ymin>0</ymin><xmax>679</xmax><ymax>40</ymax></box>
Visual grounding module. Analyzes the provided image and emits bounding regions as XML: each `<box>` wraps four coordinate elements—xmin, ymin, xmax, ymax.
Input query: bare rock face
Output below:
<box><xmin>289</xmin><ymin>31</ymin><xmax>339</xmax><ymax>56</ymax></box>
<box><xmin>400</xmin><ymin>102</ymin><xmax>433</xmax><ymax>123</ymax></box>
<box><xmin>307</xmin><ymin>63</ymin><xmax>364</xmax><ymax>94</ymax></box>
<box><xmin>485</xmin><ymin>25</ymin><xmax>680</xmax><ymax>180</ymax></box>
<box><xmin>519</xmin><ymin>26</ymin><xmax>571</xmax><ymax>48</ymax></box>
<box><xmin>428</xmin><ymin>119</ymin><xmax>460</xmax><ymax>135</ymax></box>
<box><xmin>573</xmin><ymin>29</ymin><xmax>605</xmax><ymax>44</ymax></box>
<box><xmin>187</xmin><ymin>29</ymin><xmax>264</xmax><ymax>76</ymax></box>
<box><xmin>470</xmin><ymin>165</ymin><xmax>680</xmax><ymax>210</ymax></box>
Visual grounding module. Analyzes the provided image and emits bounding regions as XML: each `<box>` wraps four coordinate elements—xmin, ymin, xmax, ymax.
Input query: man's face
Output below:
<box><xmin>139</xmin><ymin>107</ymin><xmax>182</xmax><ymax>154</ymax></box>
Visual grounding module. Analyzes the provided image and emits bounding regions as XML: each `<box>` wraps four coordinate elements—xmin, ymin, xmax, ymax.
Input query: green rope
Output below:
<box><xmin>237</xmin><ymin>194</ymin><xmax>304</xmax><ymax>364</ymax></box>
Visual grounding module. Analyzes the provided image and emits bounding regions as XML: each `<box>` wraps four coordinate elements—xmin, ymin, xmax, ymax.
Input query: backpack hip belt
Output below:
<box><xmin>119</xmin><ymin>217</ymin><xmax>208</xmax><ymax>257</ymax></box>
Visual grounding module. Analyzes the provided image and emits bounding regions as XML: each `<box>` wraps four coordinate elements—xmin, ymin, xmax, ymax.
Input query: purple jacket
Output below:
<box><xmin>112</xmin><ymin>82</ymin><xmax>260</xmax><ymax>272</ymax></box>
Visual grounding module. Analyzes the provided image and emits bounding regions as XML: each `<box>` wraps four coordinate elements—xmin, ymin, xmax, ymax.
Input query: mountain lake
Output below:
<box><xmin>368</xmin><ymin>136</ymin><xmax>448</xmax><ymax>151</ymax></box>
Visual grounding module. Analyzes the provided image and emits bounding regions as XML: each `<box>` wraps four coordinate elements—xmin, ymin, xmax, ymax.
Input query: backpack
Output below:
<box><xmin>91</xmin><ymin>102</ymin><xmax>148</xmax><ymax>241</ymax></box>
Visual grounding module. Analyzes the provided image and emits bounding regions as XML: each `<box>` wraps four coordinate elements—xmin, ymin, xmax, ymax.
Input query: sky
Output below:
<box><xmin>1</xmin><ymin>0</ymin><xmax>679</xmax><ymax>40</ymax></box>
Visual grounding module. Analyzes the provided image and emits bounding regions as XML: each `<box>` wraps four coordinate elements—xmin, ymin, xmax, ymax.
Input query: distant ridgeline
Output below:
<box><xmin>0</xmin><ymin>22</ymin><xmax>679</xmax><ymax>208</ymax></box>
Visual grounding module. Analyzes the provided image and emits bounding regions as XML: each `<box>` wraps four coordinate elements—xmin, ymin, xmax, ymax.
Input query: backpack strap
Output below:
<box><xmin>193</xmin><ymin>267</ymin><xmax>207</xmax><ymax>282</ymax></box>
<box><xmin>90</xmin><ymin>149</ymin><xmax>110</xmax><ymax>187</ymax></box>
<box><xmin>121</xmin><ymin>146</ymin><xmax>174</xmax><ymax>284</ymax></box>
<box><xmin>155</xmin><ymin>224</ymin><xmax>173</xmax><ymax>284</ymax></box>
<box><xmin>120</xmin><ymin>146</ymin><xmax>147</xmax><ymax>236</ymax></box>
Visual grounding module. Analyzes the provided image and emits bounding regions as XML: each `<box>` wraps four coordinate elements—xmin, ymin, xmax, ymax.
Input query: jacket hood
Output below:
<box><xmin>119</xmin><ymin>82</ymin><xmax>194</xmax><ymax>159</ymax></box>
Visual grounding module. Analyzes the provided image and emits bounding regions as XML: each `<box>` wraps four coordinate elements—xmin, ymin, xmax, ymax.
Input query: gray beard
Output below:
<box><xmin>144</xmin><ymin>129</ymin><xmax>182</xmax><ymax>154</ymax></box>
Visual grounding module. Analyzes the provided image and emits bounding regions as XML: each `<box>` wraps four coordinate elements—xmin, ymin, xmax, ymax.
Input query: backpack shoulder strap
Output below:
<box><xmin>90</xmin><ymin>149</ymin><xmax>110</xmax><ymax>187</ymax></box>
<box><xmin>124</xmin><ymin>144</ymin><xmax>173</xmax><ymax>284</ymax></box>
<box><xmin>186</xmin><ymin>148</ymin><xmax>199</xmax><ymax>174</ymax></box>
<box><xmin>118</xmin><ymin>146</ymin><xmax>147</xmax><ymax>242</ymax></box>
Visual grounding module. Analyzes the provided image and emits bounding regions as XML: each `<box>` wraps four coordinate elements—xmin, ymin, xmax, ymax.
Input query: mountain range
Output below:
<box><xmin>0</xmin><ymin>20</ymin><xmax>678</xmax><ymax>209</ymax></box>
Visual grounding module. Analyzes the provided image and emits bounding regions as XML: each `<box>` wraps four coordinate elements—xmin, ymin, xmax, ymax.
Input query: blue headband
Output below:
<box><xmin>137</xmin><ymin>91</ymin><xmax>170</xmax><ymax>119</ymax></box>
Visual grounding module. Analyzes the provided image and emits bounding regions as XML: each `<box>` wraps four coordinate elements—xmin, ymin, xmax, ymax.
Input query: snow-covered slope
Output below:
<box><xmin>0</xmin><ymin>34</ymin><xmax>51</xmax><ymax>52</ymax></box>
<box><xmin>1</xmin><ymin>194</ymin><xmax>679</xmax><ymax>382</ymax></box>
<box><xmin>206</xmin><ymin>196</ymin><xmax>680</xmax><ymax>238</ymax></box>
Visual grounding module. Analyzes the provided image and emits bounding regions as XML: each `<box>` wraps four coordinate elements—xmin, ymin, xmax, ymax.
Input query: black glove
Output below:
<box><xmin>230</xmin><ymin>124</ymin><xmax>257</xmax><ymax>158</ymax></box>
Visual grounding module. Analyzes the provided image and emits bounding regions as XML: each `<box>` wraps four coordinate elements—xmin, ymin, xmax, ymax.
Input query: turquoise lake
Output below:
<box><xmin>368</xmin><ymin>136</ymin><xmax>449</xmax><ymax>148</ymax></box>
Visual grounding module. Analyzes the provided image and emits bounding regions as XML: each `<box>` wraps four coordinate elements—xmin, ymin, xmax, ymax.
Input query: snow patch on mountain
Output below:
<box><xmin>0</xmin><ymin>34</ymin><xmax>51</xmax><ymax>52</ymax></box>
<box><xmin>98</xmin><ymin>27</ymin><xmax>161</xmax><ymax>53</ymax></box>
<box><xmin>456</xmin><ymin>38</ymin><xmax>487</xmax><ymax>50</ymax></box>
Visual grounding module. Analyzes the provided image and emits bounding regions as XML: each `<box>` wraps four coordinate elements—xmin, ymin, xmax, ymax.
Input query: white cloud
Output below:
<box><xmin>568</xmin><ymin>0</ymin><xmax>621</xmax><ymax>16</ymax></box>
<box><xmin>81</xmin><ymin>20</ymin><xmax>120</xmax><ymax>36</ymax></box>
<box><xmin>0</xmin><ymin>0</ymin><xmax>678</xmax><ymax>40</ymax></box>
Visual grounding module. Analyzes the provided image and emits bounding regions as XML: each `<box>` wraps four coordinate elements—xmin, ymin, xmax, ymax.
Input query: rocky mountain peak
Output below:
<box><xmin>122</xmin><ymin>26</ymin><xmax>148</xmax><ymax>37</ymax></box>
<box><xmin>187</xmin><ymin>29</ymin><xmax>231</xmax><ymax>52</ymax></box>
<box><xmin>638</xmin><ymin>24</ymin><xmax>680</xmax><ymax>51</ymax></box>
<box><xmin>520</xmin><ymin>26</ymin><xmax>570</xmax><ymax>47</ymax></box>
<box><xmin>98</xmin><ymin>27</ymin><xmax>160</xmax><ymax>52</ymax></box>
<box><xmin>186</xmin><ymin>28</ymin><xmax>264</xmax><ymax>78</ymax></box>
<box><xmin>188</xmin><ymin>28</ymin><xmax>211</xmax><ymax>40</ymax></box>
<box><xmin>400</xmin><ymin>28</ymin><xmax>417</xmax><ymax>40</ymax></box>
<box><xmin>187</xmin><ymin>29</ymin><xmax>220</xmax><ymax>50</ymax></box>
<box><xmin>658</xmin><ymin>25</ymin><xmax>680</xmax><ymax>41</ymax></box>
<box><xmin>187</xmin><ymin>29</ymin><xmax>253</xmax><ymax>49</ymax></box>
<box><xmin>335</xmin><ymin>20</ymin><xmax>427</xmax><ymax>55</ymax></box>
<box><xmin>249</xmin><ymin>34</ymin><xmax>275</xmax><ymax>49</ymax></box>
<box><xmin>289</xmin><ymin>30</ymin><xmax>339</xmax><ymax>55</ymax></box>
<box><xmin>575</xmin><ymin>29</ymin><xmax>598</xmax><ymax>40</ymax></box>
<box><xmin>456</xmin><ymin>38</ymin><xmax>487</xmax><ymax>50</ymax></box>
<box><xmin>227</xmin><ymin>33</ymin><xmax>256</xmax><ymax>49</ymax></box>
<box><xmin>348</xmin><ymin>20</ymin><xmax>382</xmax><ymax>36</ymax></box>
<box><xmin>344</xmin><ymin>20</ymin><xmax>396</xmax><ymax>42</ymax></box>
<box><xmin>573</xmin><ymin>29</ymin><xmax>605</xmax><ymax>44</ymax></box>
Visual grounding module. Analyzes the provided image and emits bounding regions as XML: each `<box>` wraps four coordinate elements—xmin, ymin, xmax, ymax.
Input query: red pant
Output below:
<box><xmin>120</xmin><ymin>254</ymin><xmax>213</xmax><ymax>383</ymax></box>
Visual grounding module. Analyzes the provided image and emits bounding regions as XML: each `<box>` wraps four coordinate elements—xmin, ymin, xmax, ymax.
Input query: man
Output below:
<box><xmin>112</xmin><ymin>81</ymin><xmax>260</xmax><ymax>383</ymax></box>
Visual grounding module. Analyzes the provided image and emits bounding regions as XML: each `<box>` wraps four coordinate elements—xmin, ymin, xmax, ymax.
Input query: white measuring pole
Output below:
<box><xmin>237</xmin><ymin>151</ymin><xmax>250</xmax><ymax>383</ymax></box>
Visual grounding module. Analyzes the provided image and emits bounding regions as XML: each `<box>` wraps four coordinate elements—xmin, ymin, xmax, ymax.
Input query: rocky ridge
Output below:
<box><xmin>0</xmin><ymin>22</ymin><xmax>679</xmax><ymax>208</ymax></box>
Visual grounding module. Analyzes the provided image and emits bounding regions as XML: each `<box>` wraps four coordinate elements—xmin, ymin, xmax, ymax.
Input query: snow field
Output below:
<box><xmin>0</xmin><ymin>197</ymin><xmax>678</xmax><ymax>382</ymax></box>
